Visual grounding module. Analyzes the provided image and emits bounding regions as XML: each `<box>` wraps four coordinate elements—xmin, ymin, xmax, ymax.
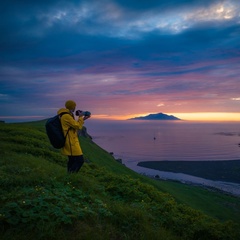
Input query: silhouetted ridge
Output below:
<box><xmin>129</xmin><ymin>112</ymin><xmax>181</xmax><ymax>120</ymax></box>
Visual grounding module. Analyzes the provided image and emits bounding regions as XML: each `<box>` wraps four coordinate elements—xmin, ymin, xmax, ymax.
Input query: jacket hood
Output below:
<box><xmin>57</xmin><ymin>108</ymin><xmax>71</xmax><ymax>115</ymax></box>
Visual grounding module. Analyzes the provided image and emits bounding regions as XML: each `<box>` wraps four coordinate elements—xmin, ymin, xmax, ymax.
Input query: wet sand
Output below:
<box><xmin>124</xmin><ymin>160</ymin><xmax>240</xmax><ymax>197</ymax></box>
<box><xmin>137</xmin><ymin>160</ymin><xmax>240</xmax><ymax>183</ymax></box>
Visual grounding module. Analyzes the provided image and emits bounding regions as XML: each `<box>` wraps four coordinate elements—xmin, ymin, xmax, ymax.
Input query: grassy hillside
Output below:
<box><xmin>0</xmin><ymin>120</ymin><xmax>240</xmax><ymax>240</ymax></box>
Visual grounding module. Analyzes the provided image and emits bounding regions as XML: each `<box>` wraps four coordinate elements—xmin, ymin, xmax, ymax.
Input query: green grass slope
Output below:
<box><xmin>0</xmin><ymin>121</ymin><xmax>240</xmax><ymax>240</ymax></box>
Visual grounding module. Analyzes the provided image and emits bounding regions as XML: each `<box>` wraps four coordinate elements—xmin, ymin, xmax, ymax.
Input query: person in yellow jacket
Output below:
<box><xmin>57</xmin><ymin>100</ymin><xmax>90</xmax><ymax>173</ymax></box>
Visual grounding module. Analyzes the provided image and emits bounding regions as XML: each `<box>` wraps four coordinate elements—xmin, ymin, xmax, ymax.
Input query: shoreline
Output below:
<box><xmin>122</xmin><ymin>160</ymin><xmax>240</xmax><ymax>197</ymax></box>
<box><xmin>137</xmin><ymin>160</ymin><xmax>240</xmax><ymax>183</ymax></box>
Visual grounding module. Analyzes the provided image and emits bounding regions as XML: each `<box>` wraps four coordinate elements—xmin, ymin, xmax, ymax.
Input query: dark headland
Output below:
<box><xmin>137</xmin><ymin>160</ymin><xmax>240</xmax><ymax>184</ymax></box>
<box><xmin>128</xmin><ymin>112</ymin><xmax>181</xmax><ymax>120</ymax></box>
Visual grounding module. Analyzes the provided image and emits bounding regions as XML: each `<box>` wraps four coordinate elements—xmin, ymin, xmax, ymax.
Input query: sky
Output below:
<box><xmin>0</xmin><ymin>0</ymin><xmax>240</xmax><ymax>122</ymax></box>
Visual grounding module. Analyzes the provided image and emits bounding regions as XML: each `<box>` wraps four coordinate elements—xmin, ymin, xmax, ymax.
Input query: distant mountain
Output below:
<box><xmin>128</xmin><ymin>113</ymin><xmax>181</xmax><ymax>120</ymax></box>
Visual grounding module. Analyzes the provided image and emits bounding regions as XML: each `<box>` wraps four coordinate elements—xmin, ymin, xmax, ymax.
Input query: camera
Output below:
<box><xmin>76</xmin><ymin>110</ymin><xmax>91</xmax><ymax>117</ymax></box>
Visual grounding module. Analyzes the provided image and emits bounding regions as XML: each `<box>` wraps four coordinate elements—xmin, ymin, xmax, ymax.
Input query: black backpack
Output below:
<box><xmin>45</xmin><ymin>112</ymin><xmax>70</xmax><ymax>149</ymax></box>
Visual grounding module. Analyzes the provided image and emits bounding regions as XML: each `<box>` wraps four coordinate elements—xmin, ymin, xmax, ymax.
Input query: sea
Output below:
<box><xmin>85</xmin><ymin>120</ymin><xmax>240</xmax><ymax>196</ymax></box>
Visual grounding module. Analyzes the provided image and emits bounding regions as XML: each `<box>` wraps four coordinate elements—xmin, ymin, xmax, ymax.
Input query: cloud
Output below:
<box><xmin>2</xmin><ymin>0</ymin><xmax>240</xmax><ymax>42</ymax></box>
<box><xmin>0</xmin><ymin>0</ymin><xmax>240</xmax><ymax>121</ymax></box>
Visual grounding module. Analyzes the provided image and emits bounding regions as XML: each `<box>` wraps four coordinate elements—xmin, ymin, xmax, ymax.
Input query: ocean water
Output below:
<box><xmin>86</xmin><ymin>120</ymin><xmax>240</xmax><ymax>163</ymax></box>
<box><xmin>85</xmin><ymin>120</ymin><xmax>240</xmax><ymax>195</ymax></box>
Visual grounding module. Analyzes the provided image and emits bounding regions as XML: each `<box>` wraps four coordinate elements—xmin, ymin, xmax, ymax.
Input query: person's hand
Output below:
<box><xmin>83</xmin><ymin>115</ymin><xmax>91</xmax><ymax>120</ymax></box>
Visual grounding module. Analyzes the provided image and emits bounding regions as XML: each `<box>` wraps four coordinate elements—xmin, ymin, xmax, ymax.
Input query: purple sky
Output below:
<box><xmin>0</xmin><ymin>0</ymin><xmax>240</xmax><ymax>122</ymax></box>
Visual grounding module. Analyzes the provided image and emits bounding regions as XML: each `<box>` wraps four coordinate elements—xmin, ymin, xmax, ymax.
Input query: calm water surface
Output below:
<box><xmin>86</xmin><ymin>120</ymin><xmax>240</xmax><ymax>163</ymax></box>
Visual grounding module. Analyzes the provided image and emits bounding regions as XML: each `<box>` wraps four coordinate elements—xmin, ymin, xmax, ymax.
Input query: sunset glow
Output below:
<box><xmin>91</xmin><ymin>112</ymin><xmax>240</xmax><ymax>122</ymax></box>
<box><xmin>171</xmin><ymin>112</ymin><xmax>240</xmax><ymax>122</ymax></box>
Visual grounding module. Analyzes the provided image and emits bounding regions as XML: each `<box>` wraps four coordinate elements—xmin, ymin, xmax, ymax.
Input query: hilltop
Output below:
<box><xmin>129</xmin><ymin>112</ymin><xmax>181</xmax><ymax>120</ymax></box>
<box><xmin>0</xmin><ymin>120</ymin><xmax>240</xmax><ymax>240</ymax></box>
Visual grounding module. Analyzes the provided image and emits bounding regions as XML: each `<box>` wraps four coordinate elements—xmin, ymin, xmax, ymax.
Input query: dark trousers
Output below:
<box><xmin>67</xmin><ymin>155</ymin><xmax>84</xmax><ymax>173</ymax></box>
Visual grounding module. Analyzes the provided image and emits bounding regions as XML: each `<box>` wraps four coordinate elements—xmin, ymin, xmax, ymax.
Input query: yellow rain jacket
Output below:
<box><xmin>57</xmin><ymin>108</ymin><xmax>84</xmax><ymax>156</ymax></box>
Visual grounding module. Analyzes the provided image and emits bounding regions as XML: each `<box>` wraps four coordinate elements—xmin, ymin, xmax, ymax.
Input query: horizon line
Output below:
<box><xmin>1</xmin><ymin>112</ymin><xmax>240</xmax><ymax>123</ymax></box>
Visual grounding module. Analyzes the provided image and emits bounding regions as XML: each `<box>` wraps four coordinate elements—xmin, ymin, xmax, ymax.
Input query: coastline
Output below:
<box><xmin>137</xmin><ymin>160</ymin><xmax>240</xmax><ymax>183</ymax></box>
<box><xmin>122</xmin><ymin>160</ymin><xmax>240</xmax><ymax>197</ymax></box>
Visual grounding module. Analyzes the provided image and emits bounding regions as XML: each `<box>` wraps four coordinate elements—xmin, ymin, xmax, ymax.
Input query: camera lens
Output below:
<box><xmin>84</xmin><ymin>111</ymin><xmax>91</xmax><ymax>116</ymax></box>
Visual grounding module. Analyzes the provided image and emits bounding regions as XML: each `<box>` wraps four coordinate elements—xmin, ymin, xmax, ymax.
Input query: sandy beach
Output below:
<box><xmin>137</xmin><ymin>160</ymin><xmax>240</xmax><ymax>183</ymax></box>
<box><xmin>124</xmin><ymin>160</ymin><xmax>240</xmax><ymax>197</ymax></box>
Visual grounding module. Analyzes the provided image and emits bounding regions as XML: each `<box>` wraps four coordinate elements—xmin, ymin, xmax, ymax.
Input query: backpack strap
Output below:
<box><xmin>58</xmin><ymin>112</ymin><xmax>72</xmax><ymax>139</ymax></box>
<box><xmin>58</xmin><ymin>112</ymin><xmax>74</xmax><ymax>155</ymax></box>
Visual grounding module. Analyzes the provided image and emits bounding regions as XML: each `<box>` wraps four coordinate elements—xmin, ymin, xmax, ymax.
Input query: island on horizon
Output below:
<box><xmin>128</xmin><ymin>112</ymin><xmax>181</xmax><ymax>120</ymax></box>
